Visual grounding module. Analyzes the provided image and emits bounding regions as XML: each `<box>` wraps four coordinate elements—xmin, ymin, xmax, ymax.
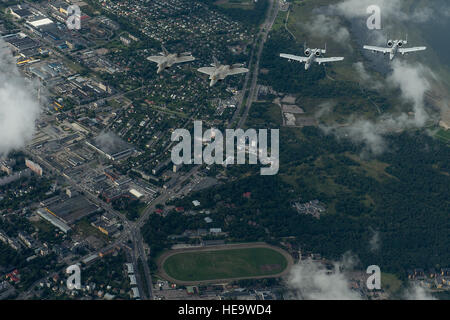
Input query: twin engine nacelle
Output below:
<box><xmin>304</xmin><ymin>49</ymin><xmax>322</xmax><ymax>57</ymax></box>
<box><xmin>387</xmin><ymin>40</ymin><xmax>406</xmax><ymax>48</ymax></box>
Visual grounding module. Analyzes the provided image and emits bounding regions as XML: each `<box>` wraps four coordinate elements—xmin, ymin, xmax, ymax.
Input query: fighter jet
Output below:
<box><xmin>280</xmin><ymin>44</ymin><xmax>344</xmax><ymax>70</ymax></box>
<box><xmin>363</xmin><ymin>37</ymin><xmax>426</xmax><ymax>61</ymax></box>
<box><xmin>197</xmin><ymin>57</ymin><xmax>249</xmax><ymax>87</ymax></box>
<box><xmin>147</xmin><ymin>45</ymin><xmax>195</xmax><ymax>74</ymax></box>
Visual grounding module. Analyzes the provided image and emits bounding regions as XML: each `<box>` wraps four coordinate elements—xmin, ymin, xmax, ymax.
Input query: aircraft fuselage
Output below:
<box><xmin>157</xmin><ymin>54</ymin><xmax>179</xmax><ymax>73</ymax></box>
<box><xmin>388</xmin><ymin>41</ymin><xmax>401</xmax><ymax>61</ymax></box>
<box><xmin>304</xmin><ymin>49</ymin><xmax>322</xmax><ymax>70</ymax></box>
<box><xmin>209</xmin><ymin>65</ymin><xmax>231</xmax><ymax>86</ymax></box>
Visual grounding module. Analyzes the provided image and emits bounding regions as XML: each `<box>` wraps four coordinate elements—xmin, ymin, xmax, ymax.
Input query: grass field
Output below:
<box><xmin>163</xmin><ymin>247</ymin><xmax>289</xmax><ymax>281</ymax></box>
<box><xmin>215</xmin><ymin>0</ymin><xmax>255</xmax><ymax>10</ymax></box>
<box><xmin>435</xmin><ymin>128</ymin><xmax>450</xmax><ymax>144</ymax></box>
<box><xmin>381</xmin><ymin>273</ymin><xmax>403</xmax><ymax>295</ymax></box>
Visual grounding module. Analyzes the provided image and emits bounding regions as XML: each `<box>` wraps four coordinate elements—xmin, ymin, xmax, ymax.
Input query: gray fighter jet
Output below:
<box><xmin>363</xmin><ymin>37</ymin><xmax>426</xmax><ymax>61</ymax></box>
<box><xmin>198</xmin><ymin>57</ymin><xmax>249</xmax><ymax>87</ymax></box>
<box><xmin>280</xmin><ymin>44</ymin><xmax>344</xmax><ymax>70</ymax></box>
<box><xmin>147</xmin><ymin>45</ymin><xmax>195</xmax><ymax>74</ymax></box>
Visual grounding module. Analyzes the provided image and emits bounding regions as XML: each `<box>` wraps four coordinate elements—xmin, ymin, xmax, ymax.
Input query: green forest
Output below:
<box><xmin>197</xmin><ymin>0</ymin><xmax>269</xmax><ymax>26</ymax></box>
<box><xmin>143</xmin><ymin>119</ymin><xmax>449</xmax><ymax>278</ymax></box>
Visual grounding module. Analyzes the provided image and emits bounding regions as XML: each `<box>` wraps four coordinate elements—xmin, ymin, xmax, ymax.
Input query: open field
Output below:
<box><xmin>215</xmin><ymin>0</ymin><xmax>255</xmax><ymax>10</ymax></box>
<box><xmin>381</xmin><ymin>273</ymin><xmax>403</xmax><ymax>295</ymax></box>
<box><xmin>435</xmin><ymin>128</ymin><xmax>450</xmax><ymax>143</ymax></box>
<box><xmin>158</xmin><ymin>243</ymin><xmax>293</xmax><ymax>284</ymax></box>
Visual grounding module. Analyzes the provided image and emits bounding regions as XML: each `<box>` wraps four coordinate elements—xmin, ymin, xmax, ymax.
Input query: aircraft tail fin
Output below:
<box><xmin>161</xmin><ymin>45</ymin><xmax>169</xmax><ymax>56</ymax></box>
<box><xmin>212</xmin><ymin>56</ymin><xmax>220</xmax><ymax>68</ymax></box>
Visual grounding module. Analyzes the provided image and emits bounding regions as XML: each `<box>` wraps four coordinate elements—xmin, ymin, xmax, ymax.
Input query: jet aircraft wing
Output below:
<box><xmin>399</xmin><ymin>47</ymin><xmax>427</xmax><ymax>54</ymax></box>
<box><xmin>363</xmin><ymin>46</ymin><xmax>391</xmax><ymax>54</ymax></box>
<box><xmin>226</xmin><ymin>67</ymin><xmax>249</xmax><ymax>76</ymax></box>
<box><xmin>147</xmin><ymin>56</ymin><xmax>166</xmax><ymax>63</ymax></box>
<box><xmin>175</xmin><ymin>55</ymin><xmax>196</xmax><ymax>63</ymax></box>
<box><xmin>280</xmin><ymin>53</ymin><xmax>309</xmax><ymax>63</ymax></box>
<box><xmin>315</xmin><ymin>57</ymin><xmax>344</xmax><ymax>64</ymax></box>
<box><xmin>198</xmin><ymin>67</ymin><xmax>217</xmax><ymax>76</ymax></box>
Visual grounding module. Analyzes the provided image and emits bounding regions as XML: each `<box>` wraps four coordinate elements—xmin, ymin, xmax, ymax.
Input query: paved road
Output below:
<box><xmin>229</xmin><ymin>0</ymin><xmax>279</xmax><ymax>129</ymax></box>
<box><xmin>117</xmin><ymin>164</ymin><xmax>202</xmax><ymax>299</ymax></box>
<box><xmin>237</xmin><ymin>0</ymin><xmax>279</xmax><ymax>128</ymax></box>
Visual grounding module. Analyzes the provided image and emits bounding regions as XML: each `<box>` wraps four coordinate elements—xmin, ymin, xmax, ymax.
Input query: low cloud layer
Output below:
<box><xmin>306</xmin><ymin>1</ymin><xmax>443</xmax><ymax>154</ymax></box>
<box><xmin>369</xmin><ymin>229</ymin><xmax>381</xmax><ymax>252</ymax></box>
<box><xmin>353</xmin><ymin>62</ymin><xmax>383</xmax><ymax>90</ymax></box>
<box><xmin>403</xmin><ymin>284</ymin><xmax>436</xmax><ymax>300</ymax></box>
<box><xmin>0</xmin><ymin>40</ymin><xmax>42</xmax><ymax>157</ymax></box>
<box><xmin>331</xmin><ymin>0</ymin><xmax>435</xmax><ymax>23</ymax></box>
<box><xmin>287</xmin><ymin>254</ymin><xmax>362</xmax><ymax>300</ymax></box>
<box><xmin>302</xmin><ymin>14</ymin><xmax>350</xmax><ymax>46</ymax></box>
<box><xmin>321</xmin><ymin>60</ymin><xmax>435</xmax><ymax>155</ymax></box>
<box><xmin>327</xmin><ymin>0</ymin><xmax>450</xmax><ymax>44</ymax></box>
<box><xmin>287</xmin><ymin>253</ymin><xmax>437</xmax><ymax>300</ymax></box>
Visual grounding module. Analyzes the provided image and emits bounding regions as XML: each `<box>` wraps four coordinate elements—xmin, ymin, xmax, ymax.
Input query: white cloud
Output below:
<box><xmin>0</xmin><ymin>40</ymin><xmax>42</xmax><ymax>157</ymax></box>
<box><xmin>353</xmin><ymin>62</ymin><xmax>383</xmax><ymax>89</ymax></box>
<box><xmin>403</xmin><ymin>284</ymin><xmax>436</xmax><ymax>300</ymax></box>
<box><xmin>331</xmin><ymin>0</ymin><xmax>434</xmax><ymax>23</ymax></box>
<box><xmin>320</xmin><ymin>60</ymin><xmax>435</xmax><ymax>155</ymax></box>
<box><xmin>387</xmin><ymin>60</ymin><xmax>432</xmax><ymax>127</ymax></box>
<box><xmin>287</xmin><ymin>254</ymin><xmax>362</xmax><ymax>300</ymax></box>
<box><xmin>314</xmin><ymin>101</ymin><xmax>336</xmax><ymax>119</ymax></box>
<box><xmin>303</xmin><ymin>14</ymin><xmax>350</xmax><ymax>46</ymax></box>
<box><xmin>369</xmin><ymin>229</ymin><xmax>381</xmax><ymax>252</ymax></box>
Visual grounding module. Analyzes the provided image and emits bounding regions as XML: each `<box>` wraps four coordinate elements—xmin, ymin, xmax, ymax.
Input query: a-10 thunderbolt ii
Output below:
<box><xmin>147</xmin><ymin>45</ymin><xmax>195</xmax><ymax>74</ymax></box>
<box><xmin>197</xmin><ymin>57</ymin><xmax>249</xmax><ymax>87</ymax></box>
<box><xmin>280</xmin><ymin>44</ymin><xmax>344</xmax><ymax>70</ymax></box>
<box><xmin>363</xmin><ymin>37</ymin><xmax>426</xmax><ymax>61</ymax></box>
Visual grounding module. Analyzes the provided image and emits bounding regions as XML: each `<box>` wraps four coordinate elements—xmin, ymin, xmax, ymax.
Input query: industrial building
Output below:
<box><xmin>85</xmin><ymin>133</ymin><xmax>134</xmax><ymax>162</ymax></box>
<box><xmin>36</xmin><ymin>208</ymin><xmax>71</xmax><ymax>233</ymax></box>
<box><xmin>2</xmin><ymin>33</ymin><xmax>40</xmax><ymax>53</ymax></box>
<box><xmin>46</xmin><ymin>195</ymin><xmax>101</xmax><ymax>225</ymax></box>
<box><xmin>8</xmin><ymin>5</ymin><xmax>33</xmax><ymax>19</ymax></box>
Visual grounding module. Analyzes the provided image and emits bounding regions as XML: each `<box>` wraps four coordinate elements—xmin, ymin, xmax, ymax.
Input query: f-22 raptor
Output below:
<box><xmin>147</xmin><ymin>45</ymin><xmax>195</xmax><ymax>74</ymax></box>
<box><xmin>197</xmin><ymin>57</ymin><xmax>249</xmax><ymax>87</ymax></box>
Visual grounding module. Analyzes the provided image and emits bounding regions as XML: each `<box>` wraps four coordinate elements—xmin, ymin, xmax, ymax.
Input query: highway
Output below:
<box><xmin>230</xmin><ymin>0</ymin><xmax>279</xmax><ymax>129</ymax></box>
<box><xmin>237</xmin><ymin>0</ymin><xmax>280</xmax><ymax>128</ymax></box>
